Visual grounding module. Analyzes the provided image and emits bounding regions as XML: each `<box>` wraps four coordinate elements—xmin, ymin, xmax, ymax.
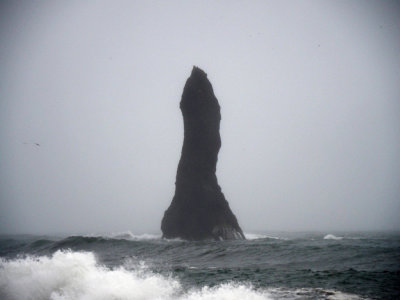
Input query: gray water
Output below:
<box><xmin>0</xmin><ymin>231</ymin><xmax>399</xmax><ymax>299</ymax></box>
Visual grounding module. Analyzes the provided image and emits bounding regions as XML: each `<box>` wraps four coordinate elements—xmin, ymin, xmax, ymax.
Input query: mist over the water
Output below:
<box><xmin>0</xmin><ymin>1</ymin><xmax>399</xmax><ymax>235</ymax></box>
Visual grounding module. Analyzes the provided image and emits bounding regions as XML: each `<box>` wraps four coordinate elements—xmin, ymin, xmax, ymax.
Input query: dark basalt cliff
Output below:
<box><xmin>161</xmin><ymin>66</ymin><xmax>245</xmax><ymax>241</ymax></box>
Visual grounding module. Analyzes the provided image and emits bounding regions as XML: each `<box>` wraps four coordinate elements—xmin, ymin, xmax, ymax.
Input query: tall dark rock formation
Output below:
<box><xmin>161</xmin><ymin>66</ymin><xmax>245</xmax><ymax>241</ymax></box>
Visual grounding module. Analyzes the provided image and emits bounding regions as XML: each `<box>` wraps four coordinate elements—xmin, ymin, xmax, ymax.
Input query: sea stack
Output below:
<box><xmin>161</xmin><ymin>66</ymin><xmax>245</xmax><ymax>241</ymax></box>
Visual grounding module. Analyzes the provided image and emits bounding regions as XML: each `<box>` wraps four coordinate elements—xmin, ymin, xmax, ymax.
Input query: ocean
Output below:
<box><xmin>0</xmin><ymin>231</ymin><xmax>399</xmax><ymax>299</ymax></box>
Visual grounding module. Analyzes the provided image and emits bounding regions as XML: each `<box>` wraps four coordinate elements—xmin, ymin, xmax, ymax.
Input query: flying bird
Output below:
<box><xmin>23</xmin><ymin>142</ymin><xmax>40</xmax><ymax>147</ymax></box>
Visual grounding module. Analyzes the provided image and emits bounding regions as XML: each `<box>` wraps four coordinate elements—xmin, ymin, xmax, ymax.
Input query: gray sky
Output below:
<box><xmin>1</xmin><ymin>0</ymin><xmax>399</xmax><ymax>234</ymax></box>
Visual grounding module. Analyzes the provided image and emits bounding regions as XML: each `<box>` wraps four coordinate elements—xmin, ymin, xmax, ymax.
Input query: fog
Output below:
<box><xmin>1</xmin><ymin>1</ymin><xmax>399</xmax><ymax>235</ymax></box>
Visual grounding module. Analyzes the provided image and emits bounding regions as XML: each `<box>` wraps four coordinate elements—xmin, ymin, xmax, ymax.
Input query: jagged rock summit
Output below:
<box><xmin>161</xmin><ymin>66</ymin><xmax>245</xmax><ymax>241</ymax></box>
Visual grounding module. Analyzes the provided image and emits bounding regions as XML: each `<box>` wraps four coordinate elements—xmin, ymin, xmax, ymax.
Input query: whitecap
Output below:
<box><xmin>323</xmin><ymin>234</ymin><xmax>343</xmax><ymax>240</ymax></box>
<box><xmin>121</xmin><ymin>232</ymin><xmax>162</xmax><ymax>241</ymax></box>
<box><xmin>245</xmin><ymin>233</ymin><xmax>286</xmax><ymax>240</ymax></box>
<box><xmin>0</xmin><ymin>250</ymin><xmax>273</xmax><ymax>300</ymax></box>
<box><xmin>0</xmin><ymin>250</ymin><xmax>367</xmax><ymax>300</ymax></box>
<box><xmin>85</xmin><ymin>231</ymin><xmax>162</xmax><ymax>241</ymax></box>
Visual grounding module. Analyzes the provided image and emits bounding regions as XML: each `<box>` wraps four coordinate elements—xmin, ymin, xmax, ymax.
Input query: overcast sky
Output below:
<box><xmin>1</xmin><ymin>1</ymin><xmax>399</xmax><ymax>235</ymax></box>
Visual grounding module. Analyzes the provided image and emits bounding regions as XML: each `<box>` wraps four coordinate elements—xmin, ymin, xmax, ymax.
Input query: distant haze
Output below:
<box><xmin>1</xmin><ymin>1</ymin><xmax>399</xmax><ymax>234</ymax></box>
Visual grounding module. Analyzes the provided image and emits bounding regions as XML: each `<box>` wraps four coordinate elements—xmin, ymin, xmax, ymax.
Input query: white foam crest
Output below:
<box><xmin>0</xmin><ymin>251</ymin><xmax>365</xmax><ymax>300</ymax></box>
<box><xmin>245</xmin><ymin>233</ymin><xmax>286</xmax><ymax>240</ymax></box>
<box><xmin>0</xmin><ymin>250</ymin><xmax>179</xmax><ymax>300</ymax></box>
<box><xmin>323</xmin><ymin>234</ymin><xmax>344</xmax><ymax>240</ymax></box>
<box><xmin>112</xmin><ymin>232</ymin><xmax>162</xmax><ymax>241</ymax></box>
<box><xmin>0</xmin><ymin>250</ymin><xmax>272</xmax><ymax>300</ymax></box>
<box><xmin>86</xmin><ymin>231</ymin><xmax>162</xmax><ymax>241</ymax></box>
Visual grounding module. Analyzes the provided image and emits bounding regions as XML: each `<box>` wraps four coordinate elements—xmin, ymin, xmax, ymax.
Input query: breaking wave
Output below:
<box><xmin>0</xmin><ymin>250</ymin><xmax>363</xmax><ymax>300</ymax></box>
<box><xmin>245</xmin><ymin>233</ymin><xmax>286</xmax><ymax>240</ymax></box>
<box><xmin>0</xmin><ymin>250</ymin><xmax>269</xmax><ymax>300</ymax></box>
<box><xmin>86</xmin><ymin>231</ymin><xmax>162</xmax><ymax>241</ymax></box>
<box><xmin>323</xmin><ymin>234</ymin><xmax>343</xmax><ymax>240</ymax></box>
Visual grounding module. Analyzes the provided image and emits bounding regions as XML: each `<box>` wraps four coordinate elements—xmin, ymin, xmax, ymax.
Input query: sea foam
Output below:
<box><xmin>245</xmin><ymin>233</ymin><xmax>287</xmax><ymax>240</ymax></box>
<box><xmin>108</xmin><ymin>231</ymin><xmax>162</xmax><ymax>241</ymax></box>
<box><xmin>86</xmin><ymin>231</ymin><xmax>162</xmax><ymax>241</ymax></box>
<box><xmin>0</xmin><ymin>250</ymin><xmax>271</xmax><ymax>300</ymax></box>
<box><xmin>323</xmin><ymin>234</ymin><xmax>343</xmax><ymax>240</ymax></box>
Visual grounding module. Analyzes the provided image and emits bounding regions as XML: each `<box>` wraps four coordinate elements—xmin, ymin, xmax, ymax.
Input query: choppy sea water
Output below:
<box><xmin>0</xmin><ymin>231</ymin><xmax>399</xmax><ymax>299</ymax></box>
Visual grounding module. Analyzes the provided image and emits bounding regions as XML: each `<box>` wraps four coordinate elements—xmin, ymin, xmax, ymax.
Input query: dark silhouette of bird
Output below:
<box><xmin>23</xmin><ymin>142</ymin><xmax>40</xmax><ymax>147</ymax></box>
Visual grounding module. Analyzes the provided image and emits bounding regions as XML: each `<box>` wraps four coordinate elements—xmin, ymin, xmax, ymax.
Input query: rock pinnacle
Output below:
<box><xmin>161</xmin><ymin>66</ymin><xmax>245</xmax><ymax>241</ymax></box>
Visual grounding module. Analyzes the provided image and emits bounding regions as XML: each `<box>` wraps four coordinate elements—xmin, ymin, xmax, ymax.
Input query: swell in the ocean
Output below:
<box><xmin>0</xmin><ymin>232</ymin><xmax>399</xmax><ymax>299</ymax></box>
<box><xmin>0</xmin><ymin>249</ymin><xmax>364</xmax><ymax>300</ymax></box>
